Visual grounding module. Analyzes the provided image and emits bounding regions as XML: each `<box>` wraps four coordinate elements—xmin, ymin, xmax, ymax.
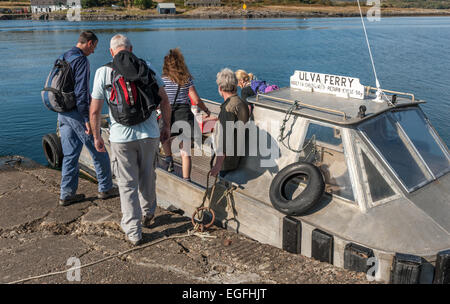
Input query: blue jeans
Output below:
<box><xmin>219</xmin><ymin>170</ymin><xmax>231</xmax><ymax>179</ymax></box>
<box><xmin>58</xmin><ymin>111</ymin><xmax>113</xmax><ymax>200</ymax></box>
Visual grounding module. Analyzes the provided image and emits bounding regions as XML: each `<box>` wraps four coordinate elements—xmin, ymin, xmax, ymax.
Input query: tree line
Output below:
<box><xmin>81</xmin><ymin>0</ymin><xmax>153</xmax><ymax>9</ymax></box>
<box><xmin>79</xmin><ymin>0</ymin><xmax>450</xmax><ymax>9</ymax></box>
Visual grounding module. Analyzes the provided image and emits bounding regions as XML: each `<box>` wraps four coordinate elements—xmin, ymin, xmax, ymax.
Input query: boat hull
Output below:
<box><xmin>75</xmin><ymin>98</ymin><xmax>450</xmax><ymax>284</ymax></box>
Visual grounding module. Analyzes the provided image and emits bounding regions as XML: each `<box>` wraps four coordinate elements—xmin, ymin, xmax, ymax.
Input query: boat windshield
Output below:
<box><xmin>358</xmin><ymin>108</ymin><xmax>450</xmax><ymax>192</ymax></box>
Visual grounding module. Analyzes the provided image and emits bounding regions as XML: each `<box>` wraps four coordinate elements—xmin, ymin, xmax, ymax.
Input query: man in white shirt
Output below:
<box><xmin>90</xmin><ymin>34</ymin><xmax>171</xmax><ymax>246</ymax></box>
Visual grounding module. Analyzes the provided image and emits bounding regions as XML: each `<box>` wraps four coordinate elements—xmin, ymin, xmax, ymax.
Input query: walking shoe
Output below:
<box><xmin>59</xmin><ymin>193</ymin><xmax>85</xmax><ymax>207</ymax></box>
<box><xmin>128</xmin><ymin>237</ymin><xmax>143</xmax><ymax>246</ymax></box>
<box><xmin>142</xmin><ymin>214</ymin><xmax>154</xmax><ymax>228</ymax></box>
<box><xmin>98</xmin><ymin>187</ymin><xmax>119</xmax><ymax>200</ymax></box>
<box><xmin>167</xmin><ymin>160</ymin><xmax>174</xmax><ymax>172</ymax></box>
<box><xmin>164</xmin><ymin>156</ymin><xmax>174</xmax><ymax>172</ymax></box>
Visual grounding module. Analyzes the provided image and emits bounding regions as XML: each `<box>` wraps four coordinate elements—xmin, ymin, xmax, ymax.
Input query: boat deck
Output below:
<box><xmin>158</xmin><ymin>149</ymin><xmax>212</xmax><ymax>188</ymax></box>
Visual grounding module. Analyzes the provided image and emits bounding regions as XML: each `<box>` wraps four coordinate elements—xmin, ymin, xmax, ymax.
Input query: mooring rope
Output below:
<box><xmin>278</xmin><ymin>100</ymin><xmax>303</xmax><ymax>153</ymax></box>
<box><xmin>278</xmin><ymin>100</ymin><xmax>317</xmax><ymax>161</ymax></box>
<box><xmin>7</xmin><ymin>230</ymin><xmax>216</xmax><ymax>284</ymax></box>
<box><xmin>191</xmin><ymin>171</ymin><xmax>239</xmax><ymax>232</ymax></box>
<box><xmin>191</xmin><ymin>172</ymin><xmax>218</xmax><ymax>232</ymax></box>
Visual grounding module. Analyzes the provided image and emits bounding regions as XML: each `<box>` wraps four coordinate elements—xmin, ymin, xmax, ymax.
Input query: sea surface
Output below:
<box><xmin>0</xmin><ymin>17</ymin><xmax>449</xmax><ymax>165</ymax></box>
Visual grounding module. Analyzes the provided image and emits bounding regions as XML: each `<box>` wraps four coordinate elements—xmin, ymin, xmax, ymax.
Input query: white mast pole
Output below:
<box><xmin>357</xmin><ymin>0</ymin><xmax>384</xmax><ymax>102</ymax></box>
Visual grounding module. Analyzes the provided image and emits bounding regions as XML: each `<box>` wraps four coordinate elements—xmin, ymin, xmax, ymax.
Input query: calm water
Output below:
<box><xmin>0</xmin><ymin>17</ymin><xmax>449</xmax><ymax>165</ymax></box>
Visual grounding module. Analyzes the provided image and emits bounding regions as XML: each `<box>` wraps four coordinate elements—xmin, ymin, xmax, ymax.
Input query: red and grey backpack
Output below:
<box><xmin>104</xmin><ymin>60</ymin><xmax>161</xmax><ymax>126</ymax></box>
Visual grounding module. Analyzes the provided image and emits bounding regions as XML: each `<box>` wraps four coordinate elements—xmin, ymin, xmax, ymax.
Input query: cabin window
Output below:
<box><xmin>392</xmin><ymin>108</ymin><xmax>450</xmax><ymax>179</ymax></box>
<box><xmin>300</xmin><ymin>122</ymin><xmax>355</xmax><ymax>202</ymax></box>
<box><xmin>358</xmin><ymin>113</ymin><xmax>432</xmax><ymax>192</ymax></box>
<box><xmin>359</xmin><ymin>149</ymin><xmax>396</xmax><ymax>204</ymax></box>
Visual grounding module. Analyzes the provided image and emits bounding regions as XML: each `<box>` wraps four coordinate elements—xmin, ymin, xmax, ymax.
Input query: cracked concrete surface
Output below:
<box><xmin>0</xmin><ymin>156</ymin><xmax>373</xmax><ymax>284</ymax></box>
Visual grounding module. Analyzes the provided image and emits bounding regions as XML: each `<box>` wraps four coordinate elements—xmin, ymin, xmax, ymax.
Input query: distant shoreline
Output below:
<box><xmin>4</xmin><ymin>5</ymin><xmax>450</xmax><ymax>21</ymax></box>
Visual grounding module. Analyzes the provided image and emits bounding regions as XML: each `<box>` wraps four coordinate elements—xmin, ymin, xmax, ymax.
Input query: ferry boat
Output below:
<box><xmin>42</xmin><ymin>70</ymin><xmax>450</xmax><ymax>283</ymax></box>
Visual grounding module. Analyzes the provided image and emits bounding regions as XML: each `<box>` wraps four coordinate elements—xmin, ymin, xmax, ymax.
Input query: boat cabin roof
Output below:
<box><xmin>247</xmin><ymin>87</ymin><xmax>425</xmax><ymax>126</ymax></box>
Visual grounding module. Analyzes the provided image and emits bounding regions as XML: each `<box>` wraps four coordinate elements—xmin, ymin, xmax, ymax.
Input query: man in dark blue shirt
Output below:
<box><xmin>58</xmin><ymin>31</ymin><xmax>117</xmax><ymax>206</ymax></box>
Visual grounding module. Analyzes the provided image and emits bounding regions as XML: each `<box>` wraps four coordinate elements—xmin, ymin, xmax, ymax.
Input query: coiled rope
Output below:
<box><xmin>191</xmin><ymin>171</ymin><xmax>237</xmax><ymax>232</ymax></box>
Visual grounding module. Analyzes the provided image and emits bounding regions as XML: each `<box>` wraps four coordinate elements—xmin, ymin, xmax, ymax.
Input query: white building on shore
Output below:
<box><xmin>31</xmin><ymin>0</ymin><xmax>81</xmax><ymax>14</ymax></box>
<box><xmin>156</xmin><ymin>3</ymin><xmax>176</xmax><ymax>15</ymax></box>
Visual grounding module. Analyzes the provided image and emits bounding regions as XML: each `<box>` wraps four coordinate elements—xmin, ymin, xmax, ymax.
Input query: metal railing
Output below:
<box><xmin>365</xmin><ymin>86</ymin><xmax>416</xmax><ymax>103</ymax></box>
<box><xmin>256</xmin><ymin>93</ymin><xmax>348</xmax><ymax>120</ymax></box>
<box><xmin>200</xmin><ymin>98</ymin><xmax>222</xmax><ymax>106</ymax></box>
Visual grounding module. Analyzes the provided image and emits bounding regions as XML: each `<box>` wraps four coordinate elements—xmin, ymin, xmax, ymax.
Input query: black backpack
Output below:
<box><xmin>105</xmin><ymin>59</ymin><xmax>161</xmax><ymax>126</ymax></box>
<box><xmin>41</xmin><ymin>53</ymin><xmax>80</xmax><ymax>112</ymax></box>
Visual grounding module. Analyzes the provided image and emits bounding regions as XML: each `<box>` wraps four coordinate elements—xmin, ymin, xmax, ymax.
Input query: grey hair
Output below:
<box><xmin>216</xmin><ymin>68</ymin><xmax>237</xmax><ymax>93</ymax></box>
<box><xmin>110</xmin><ymin>34</ymin><xmax>131</xmax><ymax>51</ymax></box>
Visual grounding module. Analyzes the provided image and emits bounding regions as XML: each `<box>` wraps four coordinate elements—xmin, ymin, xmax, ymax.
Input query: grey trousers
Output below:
<box><xmin>110</xmin><ymin>137</ymin><xmax>159</xmax><ymax>241</ymax></box>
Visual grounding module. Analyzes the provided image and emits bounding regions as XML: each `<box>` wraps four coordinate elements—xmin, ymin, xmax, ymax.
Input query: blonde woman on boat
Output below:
<box><xmin>235</xmin><ymin>69</ymin><xmax>256</xmax><ymax>102</ymax></box>
<box><xmin>161</xmin><ymin>48</ymin><xmax>210</xmax><ymax>181</ymax></box>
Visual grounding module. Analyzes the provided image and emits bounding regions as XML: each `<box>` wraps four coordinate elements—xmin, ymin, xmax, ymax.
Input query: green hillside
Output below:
<box><xmin>1</xmin><ymin>0</ymin><xmax>450</xmax><ymax>9</ymax></box>
<box><xmin>334</xmin><ymin>0</ymin><xmax>450</xmax><ymax>9</ymax></box>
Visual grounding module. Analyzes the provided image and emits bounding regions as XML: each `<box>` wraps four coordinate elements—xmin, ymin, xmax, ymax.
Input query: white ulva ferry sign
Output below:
<box><xmin>290</xmin><ymin>71</ymin><xmax>365</xmax><ymax>99</ymax></box>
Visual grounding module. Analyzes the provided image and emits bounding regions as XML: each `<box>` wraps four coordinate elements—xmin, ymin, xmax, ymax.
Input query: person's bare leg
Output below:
<box><xmin>180</xmin><ymin>142</ymin><xmax>191</xmax><ymax>180</ymax></box>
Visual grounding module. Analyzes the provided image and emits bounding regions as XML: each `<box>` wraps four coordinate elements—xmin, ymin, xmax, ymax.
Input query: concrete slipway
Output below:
<box><xmin>0</xmin><ymin>156</ymin><xmax>370</xmax><ymax>284</ymax></box>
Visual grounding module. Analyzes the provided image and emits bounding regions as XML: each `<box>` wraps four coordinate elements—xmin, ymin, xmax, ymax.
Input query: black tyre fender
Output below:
<box><xmin>269</xmin><ymin>162</ymin><xmax>325</xmax><ymax>216</ymax></box>
<box><xmin>42</xmin><ymin>133</ymin><xmax>63</xmax><ymax>169</ymax></box>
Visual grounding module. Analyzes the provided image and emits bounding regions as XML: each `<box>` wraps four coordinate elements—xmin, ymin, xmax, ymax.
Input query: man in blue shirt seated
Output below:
<box><xmin>58</xmin><ymin>31</ymin><xmax>117</xmax><ymax>206</ymax></box>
